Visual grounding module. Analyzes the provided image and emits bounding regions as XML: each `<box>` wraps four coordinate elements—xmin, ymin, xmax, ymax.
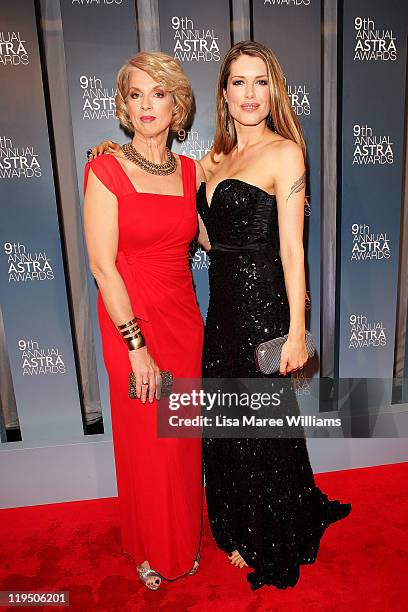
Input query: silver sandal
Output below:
<box><xmin>136</xmin><ymin>564</ymin><xmax>162</xmax><ymax>590</ymax></box>
<box><xmin>188</xmin><ymin>551</ymin><xmax>200</xmax><ymax>576</ymax></box>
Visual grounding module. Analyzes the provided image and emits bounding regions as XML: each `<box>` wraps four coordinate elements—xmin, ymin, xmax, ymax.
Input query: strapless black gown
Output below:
<box><xmin>196</xmin><ymin>179</ymin><xmax>351</xmax><ymax>591</ymax></box>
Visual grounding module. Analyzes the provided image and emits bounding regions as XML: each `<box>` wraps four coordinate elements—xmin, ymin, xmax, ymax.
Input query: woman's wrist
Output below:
<box><xmin>126</xmin><ymin>335</ymin><xmax>146</xmax><ymax>351</ymax></box>
<box><xmin>116</xmin><ymin>315</ymin><xmax>146</xmax><ymax>350</ymax></box>
<box><xmin>287</xmin><ymin>325</ymin><xmax>306</xmax><ymax>341</ymax></box>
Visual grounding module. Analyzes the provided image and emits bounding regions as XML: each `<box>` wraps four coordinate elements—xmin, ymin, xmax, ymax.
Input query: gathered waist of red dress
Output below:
<box><xmin>120</xmin><ymin>250</ymin><xmax>190</xmax><ymax>270</ymax></box>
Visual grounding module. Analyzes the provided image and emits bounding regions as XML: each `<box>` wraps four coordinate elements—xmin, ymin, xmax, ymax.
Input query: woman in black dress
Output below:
<box><xmin>197</xmin><ymin>41</ymin><xmax>351</xmax><ymax>591</ymax></box>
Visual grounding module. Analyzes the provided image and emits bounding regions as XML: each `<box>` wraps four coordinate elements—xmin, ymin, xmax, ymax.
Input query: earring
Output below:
<box><xmin>267</xmin><ymin>111</ymin><xmax>276</xmax><ymax>132</ymax></box>
<box><xmin>225</xmin><ymin>101</ymin><xmax>229</xmax><ymax>134</ymax></box>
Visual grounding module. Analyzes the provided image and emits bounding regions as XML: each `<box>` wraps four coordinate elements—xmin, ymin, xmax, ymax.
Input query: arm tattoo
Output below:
<box><xmin>286</xmin><ymin>172</ymin><xmax>306</xmax><ymax>202</ymax></box>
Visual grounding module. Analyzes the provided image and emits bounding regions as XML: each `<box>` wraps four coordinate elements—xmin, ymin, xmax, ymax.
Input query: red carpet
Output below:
<box><xmin>0</xmin><ymin>462</ymin><xmax>407</xmax><ymax>611</ymax></box>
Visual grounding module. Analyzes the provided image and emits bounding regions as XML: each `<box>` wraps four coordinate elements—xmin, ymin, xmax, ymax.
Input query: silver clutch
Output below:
<box><xmin>255</xmin><ymin>331</ymin><xmax>315</xmax><ymax>375</ymax></box>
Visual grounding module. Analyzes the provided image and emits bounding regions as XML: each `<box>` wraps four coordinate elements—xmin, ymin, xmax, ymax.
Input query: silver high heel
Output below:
<box><xmin>188</xmin><ymin>551</ymin><xmax>200</xmax><ymax>576</ymax></box>
<box><xmin>136</xmin><ymin>564</ymin><xmax>162</xmax><ymax>590</ymax></box>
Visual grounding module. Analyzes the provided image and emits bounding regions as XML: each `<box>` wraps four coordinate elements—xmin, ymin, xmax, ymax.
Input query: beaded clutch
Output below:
<box><xmin>128</xmin><ymin>371</ymin><xmax>173</xmax><ymax>398</ymax></box>
<box><xmin>255</xmin><ymin>331</ymin><xmax>315</xmax><ymax>375</ymax></box>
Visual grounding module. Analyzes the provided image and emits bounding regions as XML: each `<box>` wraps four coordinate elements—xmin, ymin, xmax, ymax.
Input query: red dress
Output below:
<box><xmin>84</xmin><ymin>153</ymin><xmax>203</xmax><ymax>579</ymax></box>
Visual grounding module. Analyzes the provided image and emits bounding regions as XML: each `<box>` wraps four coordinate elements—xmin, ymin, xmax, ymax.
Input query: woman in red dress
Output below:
<box><xmin>83</xmin><ymin>52</ymin><xmax>205</xmax><ymax>590</ymax></box>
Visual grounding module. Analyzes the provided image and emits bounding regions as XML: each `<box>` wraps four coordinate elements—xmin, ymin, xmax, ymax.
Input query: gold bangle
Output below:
<box><xmin>123</xmin><ymin>333</ymin><xmax>142</xmax><ymax>343</ymax></box>
<box><xmin>121</xmin><ymin>325</ymin><xmax>141</xmax><ymax>338</ymax></box>
<box><xmin>126</xmin><ymin>334</ymin><xmax>146</xmax><ymax>351</ymax></box>
<box><xmin>120</xmin><ymin>322</ymin><xmax>139</xmax><ymax>333</ymax></box>
<box><xmin>118</xmin><ymin>316</ymin><xmax>137</xmax><ymax>330</ymax></box>
<box><xmin>121</xmin><ymin>330</ymin><xmax>141</xmax><ymax>339</ymax></box>
<box><xmin>122</xmin><ymin>329</ymin><xmax>143</xmax><ymax>341</ymax></box>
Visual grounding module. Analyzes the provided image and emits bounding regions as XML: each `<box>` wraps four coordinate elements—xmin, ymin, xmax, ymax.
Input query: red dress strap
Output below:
<box><xmin>179</xmin><ymin>155</ymin><xmax>197</xmax><ymax>208</ymax></box>
<box><xmin>83</xmin><ymin>154</ymin><xmax>131</xmax><ymax>197</ymax></box>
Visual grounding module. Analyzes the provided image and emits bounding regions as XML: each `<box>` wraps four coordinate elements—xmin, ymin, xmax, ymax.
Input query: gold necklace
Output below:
<box><xmin>121</xmin><ymin>142</ymin><xmax>177</xmax><ymax>176</ymax></box>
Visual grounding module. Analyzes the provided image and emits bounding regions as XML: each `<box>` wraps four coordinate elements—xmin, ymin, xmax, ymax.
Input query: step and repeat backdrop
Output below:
<box><xmin>0</xmin><ymin>0</ymin><xmax>83</xmax><ymax>443</ymax></box>
<box><xmin>0</xmin><ymin>0</ymin><xmax>407</xmax><ymax>446</ymax></box>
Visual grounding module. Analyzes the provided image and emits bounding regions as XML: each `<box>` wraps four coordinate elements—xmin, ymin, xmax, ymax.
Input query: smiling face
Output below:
<box><xmin>125</xmin><ymin>67</ymin><xmax>176</xmax><ymax>137</ymax></box>
<box><xmin>224</xmin><ymin>54</ymin><xmax>271</xmax><ymax>128</ymax></box>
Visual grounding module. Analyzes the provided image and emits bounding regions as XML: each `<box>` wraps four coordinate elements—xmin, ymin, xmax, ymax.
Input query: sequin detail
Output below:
<box><xmin>197</xmin><ymin>179</ymin><xmax>352</xmax><ymax>591</ymax></box>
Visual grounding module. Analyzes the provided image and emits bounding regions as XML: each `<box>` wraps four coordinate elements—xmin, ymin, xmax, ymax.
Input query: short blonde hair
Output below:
<box><xmin>115</xmin><ymin>52</ymin><xmax>193</xmax><ymax>134</ymax></box>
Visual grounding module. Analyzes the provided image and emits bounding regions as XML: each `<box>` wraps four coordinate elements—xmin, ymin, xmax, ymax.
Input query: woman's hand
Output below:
<box><xmin>129</xmin><ymin>346</ymin><xmax>161</xmax><ymax>403</ymax></box>
<box><xmin>279</xmin><ymin>335</ymin><xmax>308</xmax><ymax>375</ymax></box>
<box><xmin>87</xmin><ymin>140</ymin><xmax>121</xmax><ymax>161</ymax></box>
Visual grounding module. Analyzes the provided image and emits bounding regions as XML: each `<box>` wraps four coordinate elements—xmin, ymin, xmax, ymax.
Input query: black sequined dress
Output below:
<box><xmin>196</xmin><ymin>179</ymin><xmax>351</xmax><ymax>591</ymax></box>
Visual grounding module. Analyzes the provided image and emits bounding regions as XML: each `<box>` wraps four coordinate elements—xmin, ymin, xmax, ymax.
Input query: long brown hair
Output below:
<box><xmin>212</xmin><ymin>41</ymin><xmax>306</xmax><ymax>161</ymax></box>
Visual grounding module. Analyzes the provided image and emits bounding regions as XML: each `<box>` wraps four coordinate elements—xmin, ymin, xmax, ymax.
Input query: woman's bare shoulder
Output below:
<box><xmin>199</xmin><ymin>149</ymin><xmax>224</xmax><ymax>180</ymax></box>
<box><xmin>265</xmin><ymin>137</ymin><xmax>303</xmax><ymax>164</ymax></box>
<box><xmin>258</xmin><ymin>138</ymin><xmax>304</xmax><ymax>179</ymax></box>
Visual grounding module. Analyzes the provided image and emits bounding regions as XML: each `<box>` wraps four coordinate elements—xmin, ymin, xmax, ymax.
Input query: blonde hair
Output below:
<box><xmin>115</xmin><ymin>51</ymin><xmax>193</xmax><ymax>134</ymax></box>
<box><xmin>213</xmin><ymin>41</ymin><xmax>306</xmax><ymax>161</ymax></box>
